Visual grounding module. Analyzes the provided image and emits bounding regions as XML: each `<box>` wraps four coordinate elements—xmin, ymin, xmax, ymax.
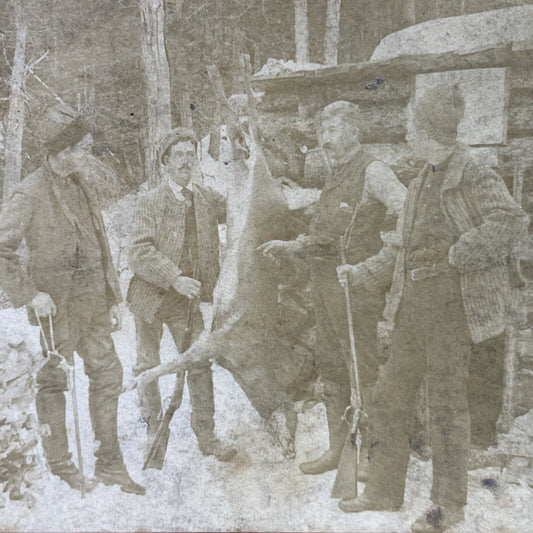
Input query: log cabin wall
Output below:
<box><xmin>254</xmin><ymin>47</ymin><xmax>533</xmax><ymax>187</ymax></box>
<box><xmin>253</xmin><ymin>44</ymin><xmax>533</xmax><ymax>415</ymax></box>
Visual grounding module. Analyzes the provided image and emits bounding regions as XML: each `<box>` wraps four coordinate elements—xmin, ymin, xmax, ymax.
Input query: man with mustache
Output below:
<box><xmin>259</xmin><ymin>101</ymin><xmax>406</xmax><ymax>482</ymax></box>
<box><xmin>127</xmin><ymin>127</ymin><xmax>237</xmax><ymax>464</ymax></box>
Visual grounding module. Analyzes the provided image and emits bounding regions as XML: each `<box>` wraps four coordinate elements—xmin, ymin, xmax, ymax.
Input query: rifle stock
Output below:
<box><xmin>143</xmin><ymin>371</ymin><xmax>186</xmax><ymax>470</ymax></box>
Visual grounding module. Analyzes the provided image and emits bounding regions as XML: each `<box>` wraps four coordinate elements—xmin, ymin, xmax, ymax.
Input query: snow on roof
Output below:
<box><xmin>256</xmin><ymin>58</ymin><xmax>326</xmax><ymax>77</ymax></box>
<box><xmin>371</xmin><ymin>6</ymin><xmax>533</xmax><ymax>62</ymax></box>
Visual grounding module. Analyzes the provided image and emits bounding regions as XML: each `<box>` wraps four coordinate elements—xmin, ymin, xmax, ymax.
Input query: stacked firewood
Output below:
<box><xmin>0</xmin><ymin>340</ymin><xmax>44</xmax><ymax>507</ymax></box>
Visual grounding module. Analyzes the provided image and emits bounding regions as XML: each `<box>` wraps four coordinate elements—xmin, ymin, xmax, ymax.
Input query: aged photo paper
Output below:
<box><xmin>1</xmin><ymin>1</ymin><xmax>533</xmax><ymax>532</ymax></box>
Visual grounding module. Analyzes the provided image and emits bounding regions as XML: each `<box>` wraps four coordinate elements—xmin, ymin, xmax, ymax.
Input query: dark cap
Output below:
<box><xmin>44</xmin><ymin>117</ymin><xmax>93</xmax><ymax>156</ymax></box>
<box><xmin>160</xmin><ymin>127</ymin><xmax>198</xmax><ymax>163</ymax></box>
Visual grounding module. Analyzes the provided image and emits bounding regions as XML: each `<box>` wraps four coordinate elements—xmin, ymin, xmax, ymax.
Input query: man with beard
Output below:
<box><xmin>338</xmin><ymin>86</ymin><xmax>527</xmax><ymax>533</ymax></box>
<box><xmin>259</xmin><ymin>101</ymin><xmax>406</xmax><ymax>480</ymax></box>
<box><xmin>128</xmin><ymin>127</ymin><xmax>237</xmax><ymax>464</ymax></box>
<box><xmin>0</xmin><ymin>118</ymin><xmax>145</xmax><ymax>494</ymax></box>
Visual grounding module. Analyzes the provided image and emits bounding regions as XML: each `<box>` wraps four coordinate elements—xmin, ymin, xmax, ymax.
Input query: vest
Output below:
<box><xmin>177</xmin><ymin>189</ymin><xmax>198</xmax><ymax>277</ymax></box>
<box><xmin>309</xmin><ymin>150</ymin><xmax>388</xmax><ymax>266</ymax></box>
<box><xmin>60</xmin><ymin>174</ymin><xmax>106</xmax><ymax>295</ymax></box>
<box><xmin>406</xmin><ymin>162</ymin><xmax>458</xmax><ymax>268</ymax></box>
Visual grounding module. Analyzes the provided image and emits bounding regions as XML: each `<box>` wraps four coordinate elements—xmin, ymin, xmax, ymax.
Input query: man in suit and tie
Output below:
<box><xmin>0</xmin><ymin>118</ymin><xmax>145</xmax><ymax>494</ymax></box>
<box><xmin>128</xmin><ymin>127</ymin><xmax>237</xmax><ymax>463</ymax></box>
<box><xmin>259</xmin><ymin>101</ymin><xmax>406</xmax><ymax>480</ymax></box>
<box><xmin>337</xmin><ymin>86</ymin><xmax>528</xmax><ymax>532</ymax></box>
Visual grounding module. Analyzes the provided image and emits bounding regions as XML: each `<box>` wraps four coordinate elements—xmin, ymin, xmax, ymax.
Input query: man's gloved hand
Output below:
<box><xmin>29</xmin><ymin>292</ymin><xmax>56</xmax><ymax>318</ymax></box>
<box><xmin>336</xmin><ymin>263</ymin><xmax>372</xmax><ymax>288</ymax></box>
<box><xmin>173</xmin><ymin>276</ymin><xmax>201</xmax><ymax>300</ymax></box>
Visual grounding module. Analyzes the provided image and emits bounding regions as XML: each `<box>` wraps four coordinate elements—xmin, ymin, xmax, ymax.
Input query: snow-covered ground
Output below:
<box><xmin>2</xmin><ymin>303</ymin><xmax>533</xmax><ymax>531</ymax></box>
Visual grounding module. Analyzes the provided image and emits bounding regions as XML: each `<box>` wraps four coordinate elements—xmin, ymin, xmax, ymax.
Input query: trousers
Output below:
<box><xmin>36</xmin><ymin>292</ymin><xmax>123</xmax><ymax>473</ymax></box>
<box><xmin>468</xmin><ymin>333</ymin><xmax>504</xmax><ymax>448</ymax></box>
<box><xmin>364</xmin><ymin>269</ymin><xmax>471</xmax><ymax>508</ymax></box>
<box><xmin>311</xmin><ymin>261</ymin><xmax>386</xmax><ymax>447</ymax></box>
<box><xmin>133</xmin><ymin>295</ymin><xmax>217</xmax><ymax>446</ymax></box>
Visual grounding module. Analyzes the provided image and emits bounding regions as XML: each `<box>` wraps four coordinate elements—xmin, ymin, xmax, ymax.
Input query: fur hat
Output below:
<box><xmin>414</xmin><ymin>85</ymin><xmax>465</xmax><ymax>143</ymax></box>
<box><xmin>44</xmin><ymin>117</ymin><xmax>92</xmax><ymax>156</ymax></box>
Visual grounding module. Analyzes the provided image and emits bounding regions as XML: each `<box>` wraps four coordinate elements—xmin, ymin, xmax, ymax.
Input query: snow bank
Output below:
<box><xmin>371</xmin><ymin>6</ymin><xmax>533</xmax><ymax>62</ymax></box>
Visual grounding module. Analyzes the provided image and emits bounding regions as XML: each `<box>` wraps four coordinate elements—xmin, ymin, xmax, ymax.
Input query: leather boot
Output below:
<box><xmin>95</xmin><ymin>462</ymin><xmax>146</xmax><ymax>495</ymax></box>
<box><xmin>90</xmin><ymin>392</ymin><xmax>123</xmax><ymax>469</ymax></box>
<box><xmin>187</xmin><ymin>368</ymin><xmax>237</xmax><ymax>462</ymax></box>
<box><xmin>53</xmin><ymin>461</ymin><xmax>98</xmax><ymax>493</ymax></box>
<box><xmin>199</xmin><ymin>439</ymin><xmax>238</xmax><ymax>462</ymax></box>
<box><xmin>36</xmin><ymin>361</ymin><xmax>71</xmax><ymax>469</ymax></box>
<box><xmin>300</xmin><ymin>394</ymin><xmax>348</xmax><ymax>475</ymax></box>
<box><xmin>357</xmin><ymin>445</ymin><xmax>370</xmax><ymax>483</ymax></box>
<box><xmin>339</xmin><ymin>493</ymin><xmax>401</xmax><ymax>513</ymax></box>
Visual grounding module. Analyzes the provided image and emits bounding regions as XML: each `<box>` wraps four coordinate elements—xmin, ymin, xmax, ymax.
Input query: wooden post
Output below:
<box><xmin>324</xmin><ymin>0</ymin><xmax>341</xmax><ymax>66</ymax></box>
<box><xmin>294</xmin><ymin>0</ymin><xmax>309</xmax><ymax>64</ymax></box>
<box><xmin>140</xmin><ymin>0</ymin><xmax>172</xmax><ymax>188</ymax></box>
<box><xmin>3</xmin><ymin>2</ymin><xmax>27</xmax><ymax>202</ymax></box>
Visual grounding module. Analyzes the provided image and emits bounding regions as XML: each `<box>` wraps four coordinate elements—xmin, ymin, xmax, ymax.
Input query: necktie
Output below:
<box><xmin>182</xmin><ymin>188</ymin><xmax>193</xmax><ymax>207</ymax></box>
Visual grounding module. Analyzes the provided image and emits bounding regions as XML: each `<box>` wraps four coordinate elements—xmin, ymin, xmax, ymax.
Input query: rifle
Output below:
<box><xmin>143</xmin><ymin>261</ymin><xmax>199</xmax><ymax>470</ymax></box>
<box><xmin>36</xmin><ymin>313</ymin><xmax>86</xmax><ymax>498</ymax></box>
<box><xmin>331</xmin><ymin>236</ymin><xmax>366</xmax><ymax>499</ymax></box>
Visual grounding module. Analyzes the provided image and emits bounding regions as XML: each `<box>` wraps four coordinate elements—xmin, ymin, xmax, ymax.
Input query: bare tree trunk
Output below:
<box><xmin>294</xmin><ymin>0</ymin><xmax>309</xmax><ymax>64</ymax></box>
<box><xmin>180</xmin><ymin>85</ymin><xmax>193</xmax><ymax>129</ymax></box>
<box><xmin>214</xmin><ymin>0</ymin><xmax>224</xmax><ymax>60</ymax></box>
<box><xmin>324</xmin><ymin>0</ymin><xmax>341</xmax><ymax>66</ymax></box>
<box><xmin>3</xmin><ymin>6</ymin><xmax>27</xmax><ymax>202</ymax></box>
<box><xmin>140</xmin><ymin>0</ymin><xmax>172</xmax><ymax>188</ymax></box>
<box><xmin>405</xmin><ymin>0</ymin><xmax>417</xmax><ymax>25</ymax></box>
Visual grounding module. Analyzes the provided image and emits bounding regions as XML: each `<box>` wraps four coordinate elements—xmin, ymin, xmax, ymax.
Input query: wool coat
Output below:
<box><xmin>0</xmin><ymin>164</ymin><xmax>121</xmax><ymax>324</ymax></box>
<box><xmin>362</xmin><ymin>144</ymin><xmax>529</xmax><ymax>344</ymax></box>
<box><xmin>127</xmin><ymin>182</ymin><xmax>225</xmax><ymax>323</ymax></box>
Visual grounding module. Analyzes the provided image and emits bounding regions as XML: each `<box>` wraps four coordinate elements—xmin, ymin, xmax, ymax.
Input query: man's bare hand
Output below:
<box><xmin>336</xmin><ymin>263</ymin><xmax>369</xmax><ymax>288</ymax></box>
<box><xmin>29</xmin><ymin>292</ymin><xmax>56</xmax><ymax>318</ymax></box>
<box><xmin>173</xmin><ymin>276</ymin><xmax>201</xmax><ymax>300</ymax></box>
<box><xmin>257</xmin><ymin>240</ymin><xmax>301</xmax><ymax>260</ymax></box>
<box><xmin>109</xmin><ymin>305</ymin><xmax>122</xmax><ymax>332</ymax></box>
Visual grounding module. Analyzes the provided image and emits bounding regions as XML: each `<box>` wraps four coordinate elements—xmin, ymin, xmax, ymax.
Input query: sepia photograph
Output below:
<box><xmin>1</xmin><ymin>1</ymin><xmax>533</xmax><ymax>531</ymax></box>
